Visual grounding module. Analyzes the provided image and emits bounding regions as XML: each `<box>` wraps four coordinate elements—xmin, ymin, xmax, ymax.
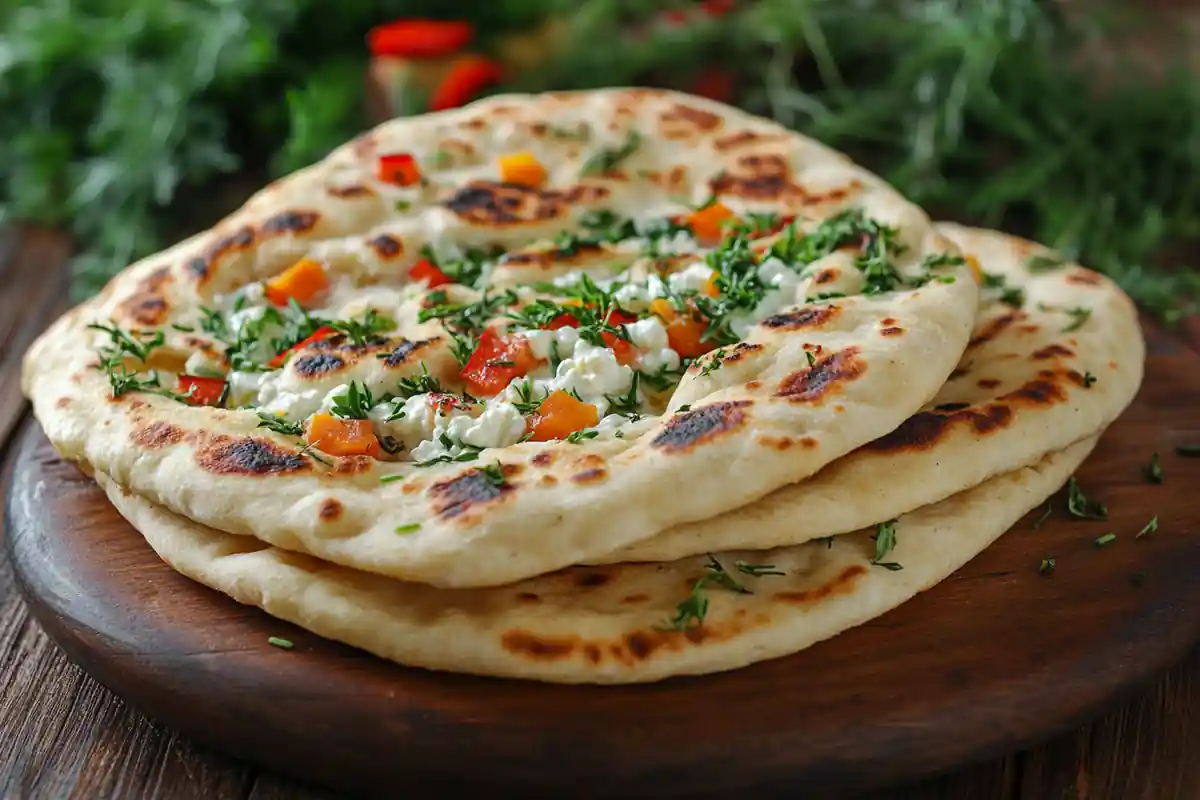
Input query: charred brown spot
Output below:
<box><xmin>572</xmin><ymin>467</ymin><xmax>608</xmax><ymax>484</ymax></box>
<box><xmin>761</xmin><ymin>304</ymin><xmax>839</xmax><ymax>331</ymax></box>
<box><xmin>430</xmin><ymin>468</ymin><xmax>514</xmax><ymax>519</ymax></box>
<box><xmin>866</xmin><ymin>404</ymin><xmax>1013</xmax><ymax>453</ymax></box>
<box><xmin>1033</xmin><ymin>343</ymin><xmax>1074</xmax><ymax>360</ymax></box>
<box><xmin>660</xmin><ymin>104</ymin><xmax>723</xmax><ymax>139</ymax></box>
<box><xmin>319</xmin><ymin>498</ymin><xmax>343</xmax><ymax>522</ymax></box>
<box><xmin>776</xmin><ymin>347</ymin><xmax>866</xmax><ymax>403</ymax></box>
<box><xmin>381</xmin><ymin>338</ymin><xmax>433</xmax><ymax>368</ymax></box>
<box><xmin>55</xmin><ymin>397</ymin><xmax>71</xmax><ymax>409</ymax></box>
<box><xmin>1018</xmin><ymin>324</ymin><xmax>1040</xmax><ymax>334</ymax></box>
<box><xmin>880</xmin><ymin>326</ymin><xmax>904</xmax><ymax>337</ymax></box>
<box><xmin>949</xmin><ymin>367</ymin><xmax>969</xmax><ymax>380</ymax></box>
<box><xmin>500</xmin><ymin>241</ymin><xmax>603</xmax><ymax>269</ymax></box>
<box><xmin>366</xmin><ymin>234</ymin><xmax>403</xmax><ymax>260</ymax></box>
<box><xmin>539</xmin><ymin>474</ymin><xmax>558</xmax><ymax>486</ymax></box>
<box><xmin>976</xmin><ymin>378</ymin><xmax>1001</xmax><ymax>389</ymax></box>
<box><xmin>625</xmin><ymin>632</ymin><xmax>665</xmax><ymax>660</ymax></box>
<box><xmin>713</xmin><ymin>129</ymin><xmax>787</xmax><ymax>151</ymax></box>
<box><xmin>639</xmin><ymin>166</ymin><xmax>688</xmax><ymax>192</ymax></box>
<box><xmin>881</xmin><ymin>317</ymin><xmax>898</xmax><ymax>325</ymax></box>
<box><xmin>516</xmin><ymin>592</ymin><xmax>541</xmax><ymax>604</ymax></box>
<box><xmin>800</xmin><ymin>436</ymin><xmax>818</xmax><ymax>448</ymax></box>
<box><xmin>934</xmin><ymin>402</ymin><xmax>970</xmax><ymax>411</ymax></box>
<box><xmin>291</xmin><ymin>353</ymin><xmax>347</xmax><ymax>379</ymax></box>
<box><xmin>711</xmin><ymin>155</ymin><xmax>859</xmax><ymax>207</ymax></box>
<box><xmin>531</xmin><ymin>451</ymin><xmax>555</xmax><ymax>467</ymax></box>
<box><xmin>622</xmin><ymin>593</ymin><xmax>650</xmax><ymax>604</ymax></box>
<box><xmin>812</xmin><ymin>268</ymin><xmax>839</xmax><ymax>285</ymax></box>
<box><xmin>721</xmin><ymin>342</ymin><xmax>764</xmax><ymax>364</ymax></box>
<box><xmin>116</xmin><ymin>267</ymin><xmax>173</xmax><ymax>326</ymax></box>
<box><xmin>756</xmin><ymin>434</ymin><xmax>794</xmax><ymax>451</ymax></box>
<box><xmin>652</xmin><ymin>401</ymin><xmax>751</xmax><ymax>453</ymax></box>
<box><xmin>184</xmin><ymin>226</ymin><xmax>255</xmax><ymax>283</ymax></box>
<box><xmin>132</xmin><ymin>421</ymin><xmax>184</xmax><ymax>450</ymax></box>
<box><xmin>327</xmin><ymin>184</ymin><xmax>374</xmax><ymax>198</ymax></box>
<box><xmin>1005</xmin><ymin>376</ymin><xmax>1068</xmax><ymax>406</ymax></box>
<box><xmin>775</xmin><ymin>565</ymin><xmax>867</xmax><ymax>605</ymax></box>
<box><xmin>745</xmin><ymin>380</ymin><xmax>762</xmax><ymax>390</ymax></box>
<box><xmin>1066</xmin><ymin>270</ymin><xmax>1102</xmax><ymax>286</ymax></box>
<box><xmin>444</xmin><ymin>181</ymin><xmax>606</xmax><ymax>227</ymax></box>
<box><xmin>583</xmin><ymin>644</ymin><xmax>602</xmax><ymax>664</ymax></box>
<box><xmin>574</xmin><ymin>570</ymin><xmax>613</xmax><ymax>588</ymax></box>
<box><xmin>196</xmin><ymin>437</ymin><xmax>310</xmax><ymax>476</ymax></box>
<box><xmin>968</xmin><ymin>312</ymin><xmax>1019</xmax><ymax>348</ymax></box>
<box><xmin>500</xmin><ymin>630</ymin><xmax>578</xmax><ymax>660</ymax></box>
<box><xmin>259</xmin><ymin>210</ymin><xmax>319</xmax><ymax>238</ymax></box>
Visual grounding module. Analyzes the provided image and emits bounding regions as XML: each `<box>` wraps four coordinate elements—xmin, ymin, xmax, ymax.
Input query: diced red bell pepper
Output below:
<box><xmin>460</xmin><ymin>330</ymin><xmax>539</xmax><ymax>397</ymax></box>
<box><xmin>178</xmin><ymin>375</ymin><xmax>226</xmax><ymax>407</ymax></box>
<box><xmin>543</xmin><ymin>312</ymin><xmax>579</xmax><ymax>330</ymax></box>
<box><xmin>408</xmin><ymin>258</ymin><xmax>453</xmax><ymax>288</ymax></box>
<box><xmin>429</xmin><ymin>55</ymin><xmax>505</xmax><ymax>112</ymax></box>
<box><xmin>367</xmin><ymin>19</ymin><xmax>474</xmax><ymax>59</ymax></box>
<box><xmin>378</xmin><ymin>153</ymin><xmax>422</xmax><ymax>186</ymax></box>
<box><xmin>269</xmin><ymin>325</ymin><xmax>338</xmax><ymax>369</ymax></box>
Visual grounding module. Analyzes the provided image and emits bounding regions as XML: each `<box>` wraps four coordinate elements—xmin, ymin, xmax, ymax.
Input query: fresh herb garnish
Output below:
<box><xmin>394</xmin><ymin>363</ymin><xmax>445</xmax><ymax>400</ymax></box>
<box><xmin>580</xmin><ymin>129</ymin><xmax>641</xmax><ymax>175</ymax></box>
<box><xmin>1066</xmin><ymin>477</ymin><xmax>1107</xmax><ymax>519</ymax></box>
<box><xmin>1145</xmin><ymin>452</ymin><xmax>1163</xmax><ymax>484</ymax></box>
<box><xmin>256</xmin><ymin>411</ymin><xmax>304</xmax><ymax>437</ymax></box>
<box><xmin>659</xmin><ymin>556</ymin><xmax>750</xmax><ymax>632</ymax></box>
<box><xmin>1137</xmin><ymin>516</ymin><xmax>1159</xmax><ymax>538</ymax></box>
<box><xmin>565</xmin><ymin>429</ymin><xmax>600</xmax><ymax>444</ymax></box>
<box><xmin>1082</xmin><ymin>371</ymin><xmax>1097</xmax><ymax>388</ymax></box>
<box><xmin>329</xmin><ymin>381</ymin><xmax>374</xmax><ymax>420</ymax></box>
<box><xmin>1033</xmin><ymin>503</ymin><xmax>1053</xmax><ymax>529</ymax></box>
<box><xmin>326</xmin><ymin>308</ymin><xmax>394</xmax><ymax>346</ymax></box>
<box><xmin>605</xmin><ymin>372</ymin><xmax>642</xmax><ymax>419</ymax></box>
<box><xmin>380</xmin><ymin>474</ymin><xmax>405</xmax><ymax>484</ymax></box>
<box><xmin>1026</xmin><ymin>254</ymin><xmax>1064</xmax><ymax>272</ymax></box>
<box><xmin>479</xmin><ymin>462</ymin><xmax>508</xmax><ymax>488</ymax></box>
<box><xmin>395</xmin><ymin>523</ymin><xmax>421</xmax><ymax>534</ymax></box>
<box><xmin>999</xmin><ymin>286</ymin><xmax>1026</xmax><ymax>308</ymax></box>
<box><xmin>806</xmin><ymin>350</ymin><xmax>816</xmax><ymax>367</ymax></box>
<box><xmin>1062</xmin><ymin>306</ymin><xmax>1092</xmax><ymax>332</ymax></box>
<box><xmin>297</xmin><ymin>441</ymin><xmax>333</xmax><ymax>466</ymax></box>
<box><xmin>871</xmin><ymin>519</ymin><xmax>902</xmax><ymax>570</ymax></box>
<box><xmin>734</xmin><ymin>561</ymin><xmax>786</xmax><ymax>577</ymax></box>
<box><xmin>699</xmin><ymin>350</ymin><xmax>725</xmax><ymax>377</ymax></box>
<box><xmin>1039</xmin><ymin>557</ymin><xmax>1056</xmax><ymax>574</ymax></box>
<box><xmin>267</xmin><ymin>636</ymin><xmax>294</xmax><ymax>650</ymax></box>
<box><xmin>1094</xmin><ymin>532</ymin><xmax>1117</xmax><ymax>547</ymax></box>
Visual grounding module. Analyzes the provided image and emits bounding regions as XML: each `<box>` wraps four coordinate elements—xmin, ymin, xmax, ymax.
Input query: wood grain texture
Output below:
<box><xmin>5</xmin><ymin>322</ymin><xmax>1200</xmax><ymax>798</ymax></box>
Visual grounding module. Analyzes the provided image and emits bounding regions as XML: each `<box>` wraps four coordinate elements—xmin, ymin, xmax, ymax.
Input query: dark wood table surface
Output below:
<box><xmin>2</xmin><ymin>225</ymin><xmax>1198</xmax><ymax>800</ymax></box>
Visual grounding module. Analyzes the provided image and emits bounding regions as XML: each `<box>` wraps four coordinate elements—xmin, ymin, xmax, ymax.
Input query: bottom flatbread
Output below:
<box><xmin>98</xmin><ymin>437</ymin><xmax>1096</xmax><ymax>684</ymax></box>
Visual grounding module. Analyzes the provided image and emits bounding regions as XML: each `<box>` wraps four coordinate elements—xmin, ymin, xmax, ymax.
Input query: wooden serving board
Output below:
<box><xmin>6</xmin><ymin>321</ymin><xmax>1200</xmax><ymax>799</ymax></box>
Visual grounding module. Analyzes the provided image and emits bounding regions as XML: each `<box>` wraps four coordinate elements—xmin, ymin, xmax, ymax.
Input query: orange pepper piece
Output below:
<box><xmin>527</xmin><ymin>390</ymin><xmax>600</xmax><ymax>442</ymax></box>
<box><xmin>664</xmin><ymin>315</ymin><xmax>716</xmax><ymax>358</ymax></box>
<box><xmin>499</xmin><ymin>152</ymin><xmax>547</xmax><ymax>187</ymax></box>
<box><xmin>649</xmin><ymin>298</ymin><xmax>678</xmax><ymax>322</ymax></box>
<box><xmin>306</xmin><ymin>414</ymin><xmax>381</xmax><ymax>459</ymax></box>
<box><xmin>702</xmin><ymin>275</ymin><xmax>721</xmax><ymax>297</ymax></box>
<box><xmin>265</xmin><ymin>258</ymin><xmax>329</xmax><ymax>307</ymax></box>
<box><xmin>687</xmin><ymin>201</ymin><xmax>736</xmax><ymax>245</ymax></box>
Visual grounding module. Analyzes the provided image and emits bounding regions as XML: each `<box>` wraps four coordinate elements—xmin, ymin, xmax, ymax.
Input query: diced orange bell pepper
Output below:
<box><xmin>460</xmin><ymin>330</ymin><xmax>539</xmax><ymax>396</ymax></box>
<box><xmin>378</xmin><ymin>153</ymin><xmax>422</xmax><ymax>186</ymax></box>
<box><xmin>527</xmin><ymin>390</ymin><xmax>600</xmax><ymax>442</ymax></box>
<box><xmin>651</xmin><ymin>299</ymin><xmax>717</xmax><ymax>358</ymax></box>
<box><xmin>650</xmin><ymin>298</ymin><xmax>678</xmax><ymax>322</ymax></box>
<box><xmin>367</xmin><ymin>19</ymin><xmax>474</xmax><ymax>59</ymax></box>
<box><xmin>687</xmin><ymin>201</ymin><xmax>736</xmax><ymax>245</ymax></box>
<box><xmin>269</xmin><ymin>325</ymin><xmax>337</xmax><ymax>368</ymax></box>
<box><xmin>966</xmin><ymin>254</ymin><xmax>983</xmax><ymax>283</ymax></box>
<box><xmin>307</xmin><ymin>414</ymin><xmax>381</xmax><ymax>459</ymax></box>
<box><xmin>265</xmin><ymin>258</ymin><xmax>329</xmax><ymax>307</ymax></box>
<box><xmin>408</xmin><ymin>258</ymin><xmax>453</xmax><ymax>288</ymax></box>
<box><xmin>429</xmin><ymin>55</ymin><xmax>505</xmax><ymax>112</ymax></box>
<box><xmin>178</xmin><ymin>375</ymin><xmax>225</xmax><ymax>406</ymax></box>
<box><xmin>702</xmin><ymin>275</ymin><xmax>721</xmax><ymax>297</ymax></box>
<box><xmin>499</xmin><ymin>152</ymin><xmax>547</xmax><ymax>187</ymax></box>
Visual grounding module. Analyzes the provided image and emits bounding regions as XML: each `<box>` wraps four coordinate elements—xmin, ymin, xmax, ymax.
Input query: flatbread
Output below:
<box><xmin>98</xmin><ymin>437</ymin><xmax>1097</xmax><ymax>684</ymax></box>
<box><xmin>23</xmin><ymin>88</ymin><xmax>977</xmax><ymax>589</ymax></box>
<box><xmin>595</xmin><ymin>224</ymin><xmax>1143</xmax><ymax>564</ymax></box>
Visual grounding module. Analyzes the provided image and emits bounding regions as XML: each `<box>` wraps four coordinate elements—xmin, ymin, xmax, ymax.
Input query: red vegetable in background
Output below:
<box><xmin>367</xmin><ymin>19</ymin><xmax>474</xmax><ymax>59</ymax></box>
<box><xmin>429</xmin><ymin>55</ymin><xmax>505</xmax><ymax>111</ymax></box>
<box><xmin>178</xmin><ymin>375</ymin><xmax>225</xmax><ymax>407</ymax></box>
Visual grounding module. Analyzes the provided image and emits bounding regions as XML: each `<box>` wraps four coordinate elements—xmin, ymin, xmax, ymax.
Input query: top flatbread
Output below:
<box><xmin>595</xmin><ymin>224</ymin><xmax>1144</xmax><ymax>563</ymax></box>
<box><xmin>23</xmin><ymin>88</ymin><xmax>977</xmax><ymax>589</ymax></box>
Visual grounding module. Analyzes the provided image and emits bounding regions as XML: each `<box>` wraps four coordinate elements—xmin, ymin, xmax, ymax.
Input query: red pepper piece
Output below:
<box><xmin>367</xmin><ymin>19</ymin><xmax>474</xmax><ymax>59</ymax></box>
<box><xmin>378</xmin><ymin>153</ymin><xmax>422</xmax><ymax>186</ymax></box>
<box><xmin>459</xmin><ymin>330</ymin><xmax>538</xmax><ymax>396</ymax></box>
<box><xmin>178</xmin><ymin>375</ymin><xmax>226</xmax><ymax>407</ymax></box>
<box><xmin>268</xmin><ymin>326</ymin><xmax>338</xmax><ymax>369</ymax></box>
<box><xmin>429</xmin><ymin>55</ymin><xmax>505</xmax><ymax>112</ymax></box>
<box><xmin>407</xmin><ymin>258</ymin><xmax>453</xmax><ymax>288</ymax></box>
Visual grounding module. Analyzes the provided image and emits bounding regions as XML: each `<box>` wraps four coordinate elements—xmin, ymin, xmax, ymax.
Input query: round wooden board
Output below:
<box><xmin>7</xmin><ymin>325</ymin><xmax>1200</xmax><ymax>799</ymax></box>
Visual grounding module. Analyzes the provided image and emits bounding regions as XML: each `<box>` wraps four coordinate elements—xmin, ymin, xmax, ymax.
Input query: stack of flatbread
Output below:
<box><xmin>21</xmin><ymin>89</ymin><xmax>1144</xmax><ymax>684</ymax></box>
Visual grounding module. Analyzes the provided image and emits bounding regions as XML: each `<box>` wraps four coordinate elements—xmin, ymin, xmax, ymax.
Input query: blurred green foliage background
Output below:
<box><xmin>0</xmin><ymin>0</ymin><xmax>1196</xmax><ymax>320</ymax></box>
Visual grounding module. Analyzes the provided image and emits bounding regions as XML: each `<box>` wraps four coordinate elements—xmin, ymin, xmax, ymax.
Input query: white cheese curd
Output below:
<box><xmin>593</xmin><ymin>413</ymin><xmax>634</xmax><ymax>436</ymax></box>
<box><xmin>449</xmin><ymin>402</ymin><xmax>527</xmax><ymax>450</ymax></box>
<box><xmin>371</xmin><ymin>393</ymin><xmax>474</xmax><ymax>455</ymax></box>
<box><xmin>549</xmin><ymin>340</ymin><xmax>634</xmax><ymax>417</ymax></box>
<box><xmin>639</xmin><ymin>346</ymin><xmax>681</xmax><ymax>374</ymax></box>
<box><xmin>667</xmin><ymin>262</ymin><xmax>715</xmax><ymax>293</ymax></box>
<box><xmin>256</xmin><ymin>386</ymin><xmax>327</xmax><ymax>421</ymax></box>
<box><xmin>228</xmin><ymin>305</ymin><xmax>269</xmax><ymax>337</ymax></box>
<box><xmin>183</xmin><ymin>349</ymin><xmax>224</xmax><ymax>377</ymax></box>
<box><xmin>226</xmin><ymin>370</ymin><xmax>273</xmax><ymax>408</ymax></box>
<box><xmin>239</xmin><ymin>282</ymin><xmax>266</xmax><ymax>306</ymax></box>
<box><xmin>517</xmin><ymin>326</ymin><xmax>580</xmax><ymax>361</ymax></box>
<box><xmin>625</xmin><ymin>317</ymin><xmax>669</xmax><ymax>351</ymax></box>
<box><xmin>614</xmin><ymin>275</ymin><xmax>669</xmax><ymax>311</ymax></box>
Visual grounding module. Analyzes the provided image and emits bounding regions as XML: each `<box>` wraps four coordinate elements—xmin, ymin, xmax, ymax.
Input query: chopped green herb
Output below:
<box><xmin>659</xmin><ymin>556</ymin><xmax>751</xmax><ymax>632</ymax></box>
<box><xmin>1062</xmin><ymin>306</ymin><xmax>1092</xmax><ymax>332</ymax></box>
<box><xmin>1033</xmin><ymin>503</ymin><xmax>1053</xmax><ymax>529</ymax></box>
<box><xmin>565</xmin><ymin>429</ymin><xmax>600</xmax><ymax>444</ymax></box>
<box><xmin>580</xmin><ymin>129</ymin><xmax>641</xmax><ymax>175</ymax></box>
<box><xmin>395</xmin><ymin>199</ymin><xmax>411</xmax><ymax>212</ymax></box>
<box><xmin>999</xmin><ymin>286</ymin><xmax>1026</xmax><ymax>308</ymax></box>
<box><xmin>379</xmin><ymin>474</ymin><xmax>405</xmax><ymax>484</ymax></box>
<box><xmin>479</xmin><ymin>462</ymin><xmax>508</xmax><ymax>488</ymax></box>
<box><xmin>734</xmin><ymin>561</ymin><xmax>786</xmax><ymax>577</ymax></box>
<box><xmin>256</xmin><ymin>411</ymin><xmax>304</xmax><ymax>437</ymax></box>
<box><xmin>1026</xmin><ymin>254</ymin><xmax>1065</xmax><ymax>272</ymax></box>
<box><xmin>806</xmin><ymin>351</ymin><xmax>816</xmax><ymax>367</ymax></box>
<box><xmin>171</xmin><ymin>323</ymin><xmax>195</xmax><ymax>333</ymax></box>
<box><xmin>1094</xmin><ymin>532</ymin><xmax>1117</xmax><ymax>547</ymax></box>
<box><xmin>296</xmin><ymin>441</ymin><xmax>333</xmax><ymax>467</ymax></box>
<box><xmin>1145</xmin><ymin>452</ymin><xmax>1163</xmax><ymax>484</ymax></box>
<box><xmin>326</xmin><ymin>308</ymin><xmax>395</xmax><ymax>346</ymax></box>
<box><xmin>1137</xmin><ymin>516</ymin><xmax>1158</xmax><ymax>538</ymax></box>
<box><xmin>329</xmin><ymin>381</ymin><xmax>374</xmax><ymax>420</ymax></box>
<box><xmin>1039</xmin><ymin>557</ymin><xmax>1056</xmax><ymax>574</ymax></box>
<box><xmin>871</xmin><ymin>519</ymin><xmax>902</xmax><ymax>570</ymax></box>
<box><xmin>394</xmin><ymin>363</ymin><xmax>445</xmax><ymax>400</ymax></box>
<box><xmin>699</xmin><ymin>350</ymin><xmax>725</xmax><ymax>377</ymax></box>
<box><xmin>1082</xmin><ymin>371</ymin><xmax>1097</xmax><ymax>388</ymax></box>
<box><xmin>395</xmin><ymin>523</ymin><xmax>421</xmax><ymax>534</ymax></box>
<box><xmin>677</xmin><ymin>404</ymin><xmax>692</xmax><ymax>413</ymax></box>
<box><xmin>267</xmin><ymin>636</ymin><xmax>293</xmax><ymax>650</ymax></box>
<box><xmin>1066</xmin><ymin>477</ymin><xmax>1107</xmax><ymax>520</ymax></box>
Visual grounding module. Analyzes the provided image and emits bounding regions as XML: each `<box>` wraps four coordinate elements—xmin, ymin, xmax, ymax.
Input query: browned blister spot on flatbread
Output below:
<box><xmin>639</xmin><ymin>166</ymin><xmax>688</xmax><ymax>192</ymax></box>
<box><xmin>531</xmin><ymin>451</ymin><xmax>554</xmax><ymax>467</ymax></box>
<box><xmin>501</xmin><ymin>242</ymin><xmax>604</xmax><ymax>270</ymax></box>
<box><xmin>572</xmin><ymin>468</ymin><xmax>608</xmax><ymax>484</ymax></box>
<box><xmin>757</xmin><ymin>434</ymin><xmax>795</xmax><ymax>451</ymax></box>
<box><xmin>761</xmin><ymin>304</ymin><xmax>839</xmax><ymax>331</ymax></box>
<box><xmin>184</xmin><ymin>226</ymin><xmax>255</xmax><ymax>283</ymax></box>
<box><xmin>516</xmin><ymin>592</ymin><xmax>540</xmax><ymax>605</ymax></box>
<box><xmin>380</xmin><ymin>338</ymin><xmax>436</xmax><ymax>369</ymax></box>
<box><xmin>1067</xmin><ymin>270</ymin><xmax>1102</xmax><ymax>286</ymax></box>
<box><xmin>976</xmin><ymin>378</ymin><xmax>1001</xmax><ymax>389</ymax></box>
<box><xmin>55</xmin><ymin>397</ymin><xmax>71</xmax><ymax>409</ymax></box>
<box><xmin>259</xmin><ymin>210</ymin><xmax>319</xmax><ymax>238</ymax></box>
<box><xmin>116</xmin><ymin>267</ymin><xmax>173</xmax><ymax>327</ymax></box>
<box><xmin>880</xmin><ymin>326</ymin><xmax>904</xmax><ymax>337</ymax></box>
<box><xmin>131</xmin><ymin>421</ymin><xmax>184</xmax><ymax>449</ymax></box>
<box><xmin>291</xmin><ymin>352</ymin><xmax>348</xmax><ymax>379</ymax></box>
<box><xmin>319</xmin><ymin>498</ymin><xmax>343</xmax><ymax>522</ymax></box>
<box><xmin>573</xmin><ymin>570</ymin><xmax>613</xmax><ymax>588</ymax></box>
<box><xmin>622</xmin><ymin>593</ymin><xmax>650</xmax><ymax>604</ymax></box>
<box><xmin>366</xmin><ymin>234</ymin><xmax>403</xmax><ymax>259</ymax></box>
<box><xmin>745</xmin><ymin>380</ymin><xmax>761</xmax><ymax>390</ymax></box>
<box><xmin>711</xmin><ymin>154</ymin><xmax>861</xmax><ymax>208</ymax></box>
<box><xmin>774</xmin><ymin>565</ymin><xmax>867</xmax><ymax>604</ymax></box>
<box><xmin>195</xmin><ymin>436</ymin><xmax>310</xmax><ymax>476</ymax></box>
<box><xmin>1007</xmin><ymin>373</ymin><xmax>1069</xmax><ymax>405</ymax></box>
<box><xmin>812</xmin><ymin>268</ymin><xmax>840</xmax><ymax>285</ymax></box>
<box><xmin>333</xmin><ymin>455</ymin><xmax>375</xmax><ymax>476</ymax></box>
<box><xmin>1033</xmin><ymin>343</ymin><xmax>1074</xmax><ymax>360</ymax></box>
<box><xmin>499</xmin><ymin>631</ymin><xmax>577</xmax><ymax>661</ymax></box>
<box><xmin>775</xmin><ymin>347</ymin><xmax>866</xmax><ymax>403</ymax></box>
<box><xmin>1017</xmin><ymin>324</ymin><xmax>1040</xmax><ymax>334</ymax></box>
<box><xmin>867</xmin><ymin>404</ymin><xmax>1012</xmax><ymax>452</ymax></box>
<box><xmin>967</xmin><ymin>312</ymin><xmax>1021</xmax><ymax>348</ymax></box>
<box><xmin>659</xmin><ymin>103</ymin><xmax>722</xmax><ymax>140</ymax></box>
<box><xmin>713</xmin><ymin>129</ymin><xmax>787</xmax><ymax>151</ymax></box>
<box><xmin>721</xmin><ymin>342</ymin><xmax>764</xmax><ymax>364</ymax></box>
<box><xmin>327</xmin><ymin>184</ymin><xmax>374</xmax><ymax>198</ymax></box>
<box><xmin>444</xmin><ymin>181</ymin><xmax>608</xmax><ymax>227</ymax></box>
<box><xmin>652</xmin><ymin>401</ymin><xmax>751</xmax><ymax>453</ymax></box>
<box><xmin>429</xmin><ymin>468</ymin><xmax>515</xmax><ymax>519</ymax></box>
